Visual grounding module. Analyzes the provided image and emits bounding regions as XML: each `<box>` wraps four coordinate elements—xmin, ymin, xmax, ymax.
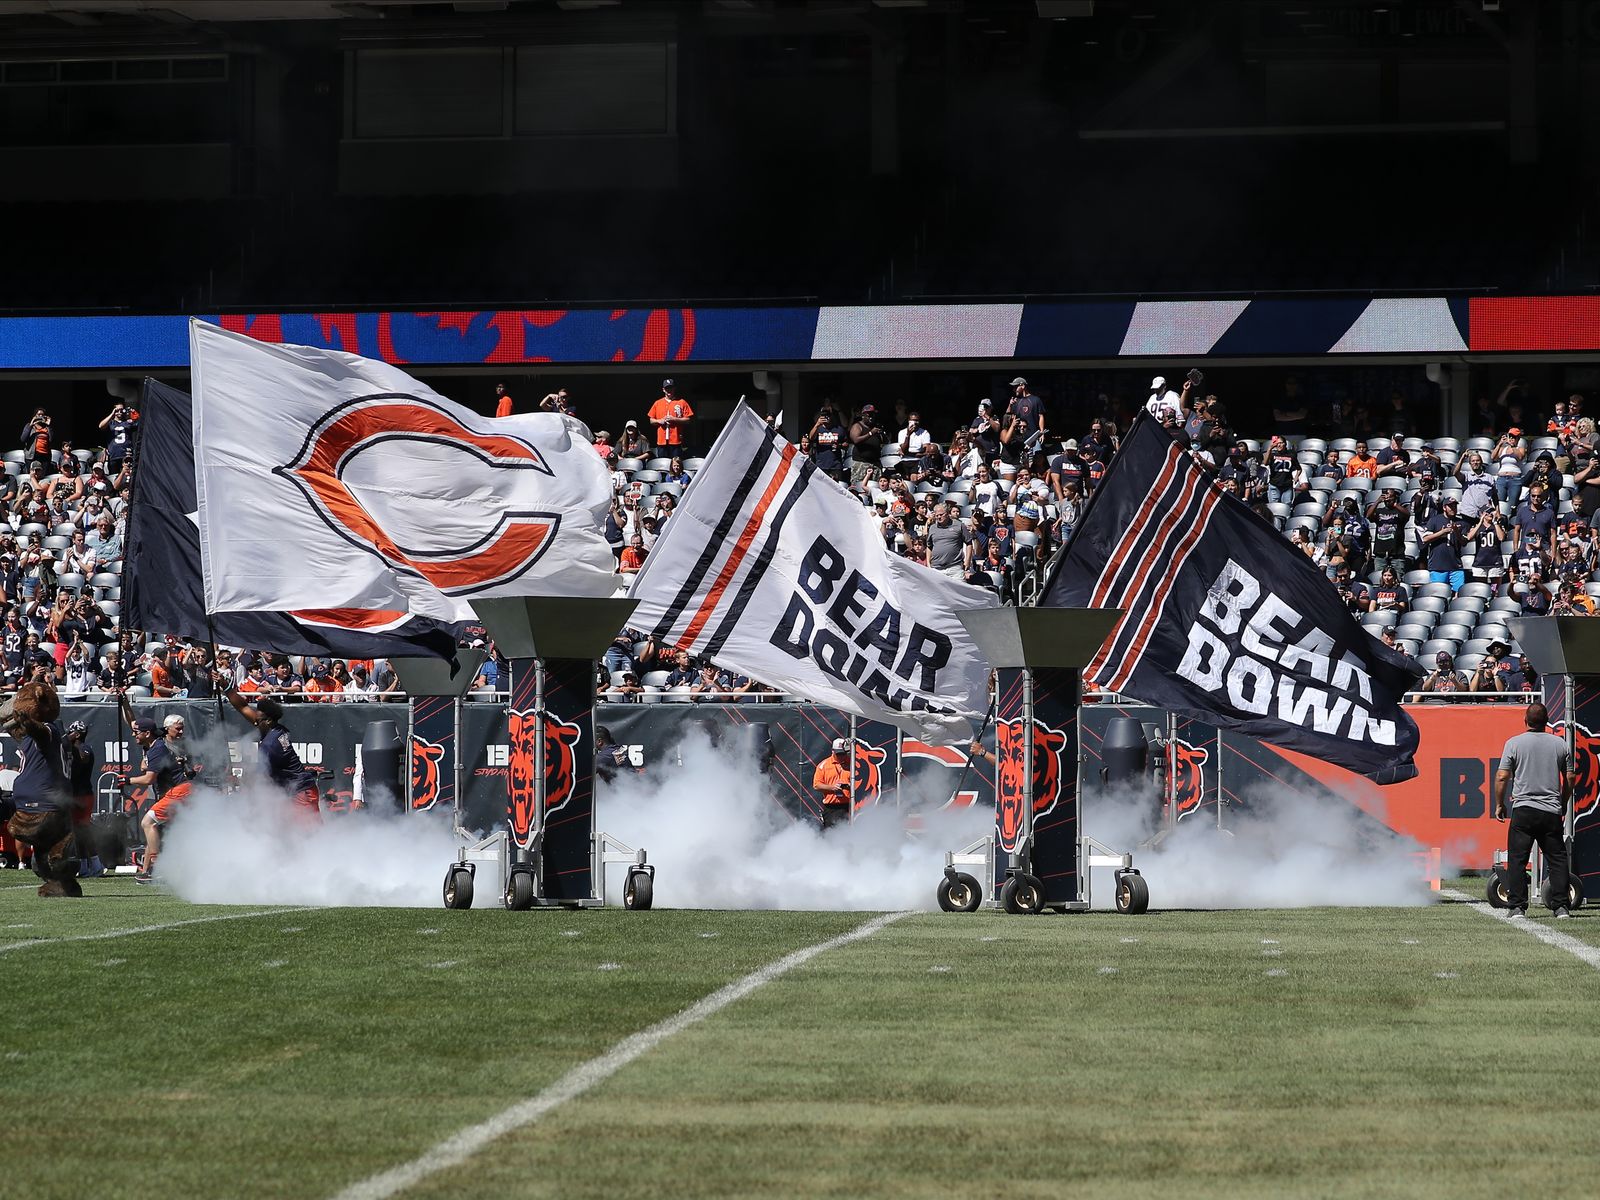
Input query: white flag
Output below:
<box><xmin>189</xmin><ymin>320</ymin><xmax>615</xmax><ymax>623</ymax></box>
<box><xmin>628</xmin><ymin>403</ymin><xmax>997</xmax><ymax>737</ymax></box>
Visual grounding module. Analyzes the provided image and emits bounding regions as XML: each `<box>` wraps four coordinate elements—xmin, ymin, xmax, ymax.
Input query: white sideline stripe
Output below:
<box><xmin>1441</xmin><ymin>888</ymin><xmax>1600</xmax><ymax>972</ymax></box>
<box><xmin>0</xmin><ymin>907</ymin><xmax>314</xmax><ymax>955</ymax></box>
<box><xmin>330</xmin><ymin>911</ymin><xmax>911</xmax><ymax>1200</ymax></box>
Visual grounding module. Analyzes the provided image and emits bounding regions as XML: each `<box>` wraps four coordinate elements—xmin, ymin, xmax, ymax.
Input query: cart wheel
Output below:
<box><xmin>937</xmin><ymin>872</ymin><xmax>983</xmax><ymax>913</ymax></box>
<box><xmin>623</xmin><ymin>870</ymin><xmax>654</xmax><ymax>911</ymax></box>
<box><xmin>1486</xmin><ymin>867</ymin><xmax>1511</xmax><ymax>908</ymax></box>
<box><xmin>1571</xmin><ymin>874</ymin><xmax>1585</xmax><ymax>911</ymax></box>
<box><xmin>1000</xmin><ymin>873</ymin><xmax>1044</xmax><ymax>915</ymax></box>
<box><xmin>442</xmin><ymin>866</ymin><xmax>473</xmax><ymax>910</ymax></box>
<box><xmin>1114</xmin><ymin>872</ymin><xmax>1150</xmax><ymax>915</ymax></box>
<box><xmin>504</xmin><ymin>870</ymin><xmax>534</xmax><ymax>911</ymax></box>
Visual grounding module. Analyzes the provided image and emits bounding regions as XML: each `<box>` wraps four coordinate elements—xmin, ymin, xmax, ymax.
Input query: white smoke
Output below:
<box><xmin>1081</xmin><ymin>780</ymin><xmax>1433</xmax><ymax>909</ymax></box>
<box><xmin>598</xmin><ymin>729</ymin><xmax>992</xmax><ymax>911</ymax></box>
<box><xmin>159</xmin><ymin>785</ymin><xmax>457</xmax><ymax>907</ymax></box>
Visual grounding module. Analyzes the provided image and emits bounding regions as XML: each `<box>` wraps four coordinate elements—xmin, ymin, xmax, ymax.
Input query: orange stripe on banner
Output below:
<box><xmin>1088</xmin><ymin>467</ymin><xmax>1203</xmax><ymax>680</ymax></box>
<box><xmin>1088</xmin><ymin>444</ymin><xmax>1183</xmax><ymax>610</ymax></box>
<box><xmin>1105</xmin><ymin>489</ymin><xmax>1221</xmax><ymax>694</ymax></box>
<box><xmin>682</xmin><ymin>442</ymin><xmax>798</xmax><ymax>646</ymax></box>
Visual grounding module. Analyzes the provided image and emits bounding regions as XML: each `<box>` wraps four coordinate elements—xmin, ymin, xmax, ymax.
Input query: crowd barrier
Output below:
<box><xmin>21</xmin><ymin>697</ymin><xmax>1531</xmax><ymax>870</ymax></box>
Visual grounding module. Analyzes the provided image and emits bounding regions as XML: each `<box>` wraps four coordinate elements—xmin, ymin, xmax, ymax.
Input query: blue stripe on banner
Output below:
<box><xmin>1208</xmin><ymin>298</ymin><xmax>1371</xmax><ymax>357</ymax></box>
<box><xmin>1013</xmin><ymin>301</ymin><xmax>1139</xmax><ymax>359</ymax></box>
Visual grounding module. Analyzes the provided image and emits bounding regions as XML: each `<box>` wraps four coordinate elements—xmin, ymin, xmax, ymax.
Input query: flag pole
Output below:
<box><xmin>947</xmin><ymin>687</ymin><xmax>999</xmax><ymax>808</ymax></box>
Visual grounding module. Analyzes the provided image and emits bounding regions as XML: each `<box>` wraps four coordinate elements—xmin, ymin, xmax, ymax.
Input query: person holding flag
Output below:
<box><xmin>218</xmin><ymin>679</ymin><xmax>322</xmax><ymax>821</ymax></box>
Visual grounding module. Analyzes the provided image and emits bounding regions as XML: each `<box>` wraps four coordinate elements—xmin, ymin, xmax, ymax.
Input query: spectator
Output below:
<box><xmin>1553</xmin><ymin>578</ymin><xmax>1596</xmax><ymax>616</ymax></box>
<box><xmin>619</xmin><ymin>533</ymin><xmax>648</xmax><ymax>575</ymax></box>
<box><xmin>1511</xmin><ymin>567</ymin><xmax>1553</xmax><ymax>617</ymax></box>
<box><xmin>897</xmin><ymin>412</ymin><xmax>932</xmax><ymax>457</ymax></box>
<box><xmin>1469</xmin><ymin>655</ymin><xmax>1505</xmax><ymax>693</ymax></box>
<box><xmin>98</xmin><ymin>401</ymin><xmax>137</xmax><ymax>476</ymax></box>
<box><xmin>593</xmin><ymin>429</ymin><xmax>619</xmax><ymax>468</ymax></box>
<box><xmin>1331</xmin><ymin>565</ymin><xmax>1370</xmax><ymax>614</ymax></box>
<box><xmin>1421</xmin><ymin>651</ymin><xmax>1468</xmax><ymax>694</ymax></box>
<box><xmin>618</xmin><ymin>420</ymin><xmax>650</xmax><ymax>460</ymax></box>
<box><xmin>1344</xmin><ymin>440</ymin><xmax>1379</xmax><ymax>480</ymax></box>
<box><xmin>664</xmin><ymin>649</ymin><xmax>697</xmax><ymax>690</ymax></box>
<box><xmin>1373</xmin><ymin>433</ymin><xmax>1409</xmax><ymax>478</ymax></box>
<box><xmin>1492</xmin><ymin>428</ymin><xmax>1527</xmax><ymax>506</ymax></box>
<box><xmin>1411</xmin><ymin>476</ymin><xmax>1443</xmax><ymax>527</ymax></box>
<box><xmin>21</xmin><ymin>409</ymin><xmax>52</xmax><ymax>472</ymax></box>
<box><xmin>926</xmin><ymin>502</ymin><xmax>972</xmax><ymax>582</ymax></box>
<box><xmin>1369</xmin><ymin>566</ymin><xmax>1409</xmax><ymax>618</ymax></box>
<box><xmin>147</xmin><ymin>645</ymin><xmax>182</xmax><ymax>698</ymax></box>
<box><xmin>662</xmin><ymin>456</ymin><xmax>691</xmax><ymax>488</ymax></box>
<box><xmin>1467</xmin><ymin>506</ymin><xmax>1509</xmax><ymax>583</ymax></box>
<box><xmin>847</xmin><ymin>405</ymin><xmax>888</xmax><ymax>486</ymax></box>
<box><xmin>648</xmin><ymin>379</ymin><xmax>693</xmax><ymax>455</ymax></box>
<box><xmin>1456</xmin><ymin>451</ymin><xmax>1497</xmax><ymax>519</ymax></box>
<box><xmin>1008</xmin><ymin>378</ymin><xmax>1046</xmax><ymax>440</ymax></box>
<box><xmin>1421</xmin><ymin>495</ymin><xmax>1466</xmax><ymax>594</ymax></box>
<box><xmin>690</xmin><ymin>662</ymin><xmax>731</xmax><ymax>701</ymax></box>
<box><xmin>304</xmin><ymin>660</ymin><xmax>343</xmax><ymax>701</ymax></box>
<box><xmin>1365</xmin><ymin>487</ymin><xmax>1409</xmax><ymax>574</ymax></box>
<box><xmin>540</xmin><ymin>386</ymin><xmax>572</xmax><ymax>416</ymax></box>
<box><xmin>346</xmin><ymin>664</ymin><xmax>379</xmax><ymax>699</ymax></box>
<box><xmin>1514</xmin><ymin>485</ymin><xmax>1556</xmax><ymax>551</ymax></box>
<box><xmin>808</xmin><ymin>405</ymin><xmax>847</xmax><ymax>480</ymax></box>
<box><xmin>271</xmin><ymin>659</ymin><xmax>304</xmax><ymax>698</ymax></box>
<box><xmin>494</xmin><ymin>382</ymin><xmax>514</xmax><ymax>418</ymax></box>
<box><xmin>969</xmin><ymin>399</ymin><xmax>1001</xmax><ymax>463</ymax></box>
<box><xmin>1145</xmin><ymin>376</ymin><xmax>1183</xmax><ymax>423</ymax></box>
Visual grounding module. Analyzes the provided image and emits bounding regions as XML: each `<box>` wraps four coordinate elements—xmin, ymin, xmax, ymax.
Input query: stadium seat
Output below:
<box><xmin>90</xmin><ymin>572</ymin><xmax>119</xmax><ymax>589</ymax></box>
<box><xmin>55</xmin><ymin>571</ymin><xmax>85</xmax><ymax>593</ymax></box>
<box><xmin>682</xmin><ymin>458</ymin><xmax>706</xmax><ymax>471</ymax></box>
<box><xmin>43</xmin><ymin>535</ymin><xmax>69</xmax><ymax>551</ymax></box>
<box><xmin>644</xmin><ymin>457</ymin><xmax>674</xmax><ymax>472</ymax></box>
<box><xmin>1411</xmin><ymin>595</ymin><xmax>1448</xmax><ymax>613</ymax></box>
<box><xmin>1459</xmin><ymin>582</ymin><xmax>1492</xmax><ymax>600</ymax></box>
<box><xmin>1421</xmin><ymin>638</ymin><xmax>1461</xmax><ymax>659</ymax></box>
<box><xmin>631</xmin><ymin>469</ymin><xmax>662</xmax><ymax>484</ymax></box>
<box><xmin>616</xmin><ymin>458</ymin><xmax>646</xmax><ymax>473</ymax></box>
<box><xmin>1299</xmin><ymin>438</ymin><xmax>1327</xmax><ymax>455</ymax></box>
<box><xmin>1435</xmin><ymin>623</ymin><xmax>1475</xmax><ymax>643</ymax></box>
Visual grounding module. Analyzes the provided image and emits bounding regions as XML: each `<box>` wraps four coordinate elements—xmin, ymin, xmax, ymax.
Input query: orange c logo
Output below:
<box><xmin>276</xmin><ymin>394</ymin><xmax>560</xmax><ymax>595</ymax></box>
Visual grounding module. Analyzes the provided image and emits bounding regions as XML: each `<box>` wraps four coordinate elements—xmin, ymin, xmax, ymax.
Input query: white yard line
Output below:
<box><xmin>330</xmin><ymin>910</ymin><xmax>911</xmax><ymax>1200</ymax></box>
<box><xmin>1441</xmin><ymin>887</ymin><xmax>1600</xmax><ymax>971</ymax></box>
<box><xmin>0</xmin><ymin>907</ymin><xmax>314</xmax><ymax>955</ymax></box>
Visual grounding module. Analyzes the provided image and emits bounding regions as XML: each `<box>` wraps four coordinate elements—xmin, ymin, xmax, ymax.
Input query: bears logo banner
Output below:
<box><xmin>124</xmin><ymin>379</ymin><xmax>462</xmax><ymax>660</ymax></box>
<box><xmin>1040</xmin><ymin>415</ymin><xmax>1424</xmax><ymax>784</ymax></box>
<box><xmin>189</xmin><ymin>320</ymin><xmax>616</xmax><ymax>624</ymax></box>
<box><xmin>626</xmin><ymin>402</ymin><xmax>998</xmax><ymax>739</ymax></box>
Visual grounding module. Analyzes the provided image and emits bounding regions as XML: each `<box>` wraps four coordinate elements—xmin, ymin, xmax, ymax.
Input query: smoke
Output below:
<box><xmin>159</xmin><ymin>785</ymin><xmax>457</xmax><ymax>907</ymax></box>
<box><xmin>1081</xmin><ymin>781</ymin><xmax>1433</xmax><ymax>909</ymax></box>
<box><xmin>598</xmin><ymin>729</ymin><xmax>992</xmax><ymax>911</ymax></box>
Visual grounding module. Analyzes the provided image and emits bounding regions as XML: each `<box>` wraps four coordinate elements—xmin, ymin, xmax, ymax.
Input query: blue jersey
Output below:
<box><xmin>11</xmin><ymin>720</ymin><xmax>70</xmax><ymax>813</ymax></box>
<box><xmin>144</xmin><ymin>739</ymin><xmax>191</xmax><ymax>798</ymax></box>
<box><xmin>258</xmin><ymin>725</ymin><xmax>315</xmax><ymax>793</ymax></box>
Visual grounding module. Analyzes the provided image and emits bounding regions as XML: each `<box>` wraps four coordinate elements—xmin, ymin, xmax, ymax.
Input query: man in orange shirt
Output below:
<box><xmin>1344</xmin><ymin>441</ymin><xmax>1379</xmax><ymax>481</ymax></box>
<box><xmin>648</xmin><ymin>379</ymin><xmax>693</xmax><ymax>454</ymax></box>
<box><xmin>812</xmin><ymin>738</ymin><xmax>853</xmax><ymax>831</ymax></box>
<box><xmin>619</xmin><ymin>534</ymin><xmax>648</xmax><ymax>575</ymax></box>
<box><xmin>494</xmin><ymin>382</ymin><xmax>514</xmax><ymax>418</ymax></box>
<box><xmin>304</xmin><ymin>661</ymin><xmax>344</xmax><ymax>701</ymax></box>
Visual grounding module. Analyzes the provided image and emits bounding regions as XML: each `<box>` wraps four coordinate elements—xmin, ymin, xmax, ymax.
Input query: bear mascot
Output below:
<box><xmin>0</xmin><ymin>680</ymin><xmax>81</xmax><ymax>898</ymax></box>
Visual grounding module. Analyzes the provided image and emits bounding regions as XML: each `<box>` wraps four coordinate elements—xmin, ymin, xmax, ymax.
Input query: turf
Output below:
<box><xmin>4</xmin><ymin>880</ymin><xmax>1598</xmax><ymax>1200</ymax></box>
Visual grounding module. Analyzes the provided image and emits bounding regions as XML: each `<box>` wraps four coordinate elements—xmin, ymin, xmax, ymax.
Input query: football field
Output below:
<box><xmin>3</xmin><ymin>879</ymin><xmax>1597</xmax><ymax>1200</ymax></box>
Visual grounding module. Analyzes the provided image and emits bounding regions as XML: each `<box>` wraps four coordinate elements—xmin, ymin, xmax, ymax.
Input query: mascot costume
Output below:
<box><xmin>0</xmin><ymin>681</ymin><xmax>81</xmax><ymax>898</ymax></box>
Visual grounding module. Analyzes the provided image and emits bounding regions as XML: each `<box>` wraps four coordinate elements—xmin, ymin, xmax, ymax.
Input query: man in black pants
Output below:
<box><xmin>1494</xmin><ymin>702</ymin><xmax>1573</xmax><ymax>919</ymax></box>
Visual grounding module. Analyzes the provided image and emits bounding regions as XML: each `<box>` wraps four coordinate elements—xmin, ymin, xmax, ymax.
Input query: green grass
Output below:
<box><xmin>4</xmin><ymin>880</ymin><xmax>1598</xmax><ymax>1200</ymax></box>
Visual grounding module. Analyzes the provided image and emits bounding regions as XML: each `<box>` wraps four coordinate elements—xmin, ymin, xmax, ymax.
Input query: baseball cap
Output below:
<box><xmin>131</xmin><ymin>717</ymin><xmax>159</xmax><ymax>735</ymax></box>
<box><xmin>1063</xmin><ymin>439</ymin><xmax>1079</xmax><ymax>450</ymax></box>
<box><xmin>1509</xmin><ymin>427</ymin><xmax>1522</xmax><ymax>436</ymax></box>
<box><xmin>1150</xmin><ymin>376</ymin><xmax>1166</xmax><ymax>391</ymax></box>
<box><xmin>661</xmin><ymin>378</ymin><xmax>675</xmax><ymax>388</ymax></box>
<box><xmin>861</xmin><ymin>404</ymin><xmax>877</xmax><ymax>415</ymax></box>
<box><xmin>625</xmin><ymin>419</ymin><xmax>638</xmax><ymax>428</ymax></box>
<box><xmin>1010</xmin><ymin>377</ymin><xmax>1027</xmax><ymax>387</ymax></box>
<box><xmin>595</xmin><ymin>430</ymin><xmax>611</xmax><ymax>440</ymax></box>
<box><xmin>831</xmin><ymin>737</ymin><xmax>848</xmax><ymax>752</ymax></box>
<box><xmin>1435</xmin><ymin>651</ymin><xmax>1453</xmax><ymax>666</ymax></box>
<box><xmin>978</xmin><ymin>399</ymin><xmax>992</xmax><ymax>409</ymax></box>
<box><xmin>311</xmin><ymin>662</ymin><xmax>329</xmax><ymax>678</ymax></box>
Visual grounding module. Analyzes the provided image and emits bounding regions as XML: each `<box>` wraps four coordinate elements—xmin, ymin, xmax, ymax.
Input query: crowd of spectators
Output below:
<box><xmin>582</xmin><ymin>371</ymin><xmax>1598</xmax><ymax>702</ymax></box>
<box><xmin>13</xmin><ymin>371</ymin><xmax>1587</xmax><ymax>708</ymax></box>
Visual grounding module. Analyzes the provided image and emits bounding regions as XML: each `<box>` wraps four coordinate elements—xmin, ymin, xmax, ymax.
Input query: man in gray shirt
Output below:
<box><xmin>926</xmin><ymin>502</ymin><xmax>973</xmax><ymax>582</ymax></box>
<box><xmin>1494</xmin><ymin>701</ymin><xmax>1572</xmax><ymax>918</ymax></box>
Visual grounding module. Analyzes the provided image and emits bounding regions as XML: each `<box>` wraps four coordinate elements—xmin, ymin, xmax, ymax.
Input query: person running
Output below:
<box><xmin>124</xmin><ymin>714</ymin><xmax>198</xmax><ymax>883</ymax></box>
<box><xmin>218</xmin><ymin>682</ymin><xmax>321</xmax><ymax>820</ymax></box>
<box><xmin>1494</xmin><ymin>702</ymin><xmax>1573</xmax><ymax>919</ymax></box>
<box><xmin>64</xmin><ymin>719</ymin><xmax>103</xmax><ymax>878</ymax></box>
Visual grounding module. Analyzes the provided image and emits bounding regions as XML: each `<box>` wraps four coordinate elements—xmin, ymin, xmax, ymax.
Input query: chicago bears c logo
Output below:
<box><xmin>1550</xmin><ymin>720</ymin><xmax>1600</xmax><ymax>828</ymax></box>
<box><xmin>849</xmin><ymin>740</ymin><xmax>887</xmax><ymax>809</ymax></box>
<box><xmin>505</xmin><ymin>709</ymin><xmax>583</xmax><ymax>849</ymax></box>
<box><xmin>275</xmin><ymin>394</ymin><xmax>561</xmax><ymax>595</ymax></box>
<box><xmin>410</xmin><ymin>736</ymin><xmax>445</xmax><ymax>811</ymax></box>
<box><xmin>1170</xmin><ymin>737</ymin><xmax>1211</xmax><ymax>821</ymax></box>
<box><xmin>995</xmin><ymin>718</ymin><xmax>1070</xmax><ymax>854</ymax></box>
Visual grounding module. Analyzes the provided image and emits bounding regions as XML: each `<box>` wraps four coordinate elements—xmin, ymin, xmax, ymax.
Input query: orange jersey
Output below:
<box><xmin>496</xmin><ymin>395</ymin><xmax>514</xmax><ymax>418</ymax></box>
<box><xmin>648</xmin><ymin>397</ymin><xmax>692</xmax><ymax>446</ymax></box>
<box><xmin>1344</xmin><ymin>455</ymin><xmax>1379</xmax><ymax>480</ymax></box>
<box><xmin>619</xmin><ymin>547</ymin><xmax>647</xmax><ymax>571</ymax></box>
<box><xmin>305</xmin><ymin>677</ymin><xmax>344</xmax><ymax>701</ymax></box>
<box><xmin>812</xmin><ymin>756</ymin><xmax>851</xmax><ymax>806</ymax></box>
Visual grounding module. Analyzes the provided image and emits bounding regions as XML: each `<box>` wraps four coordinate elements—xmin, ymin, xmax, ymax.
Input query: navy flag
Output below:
<box><xmin>1039</xmin><ymin>415</ymin><xmax>1424</xmax><ymax>784</ymax></box>
<box><xmin>123</xmin><ymin>379</ymin><xmax>461</xmax><ymax>661</ymax></box>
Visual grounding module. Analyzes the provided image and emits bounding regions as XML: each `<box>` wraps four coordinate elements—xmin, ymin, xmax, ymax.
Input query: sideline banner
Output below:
<box><xmin>189</xmin><ymin>320</ymin><xmax>616</xmax><ymax>624</ymax></box>
<box><xmin>628</xmin><ymin>403</ymin><xmax>997</xmax><ymax>739</ymax></box>
<box><xmin>1042</xmin><ymin>415</ymin><xmax>1423</xmax><ymax>783</ymax></box>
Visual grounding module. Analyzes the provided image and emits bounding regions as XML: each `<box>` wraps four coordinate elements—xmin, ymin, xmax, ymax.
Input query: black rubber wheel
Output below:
<box><xmin>1539</xmin><ymin>875</ymin><xmax>1584</xmax><ymax>911</ymax></box>
<box><xmin>1486</xmin><ymin>873</ymin><xmax>1509</xmax><ymax>909</ymax></box>
<box><xmin>504</xmin><ymin>870</ymin><xmax>535</xmax><ymax>911</ymax></box>
<box><xmin>1000</xmin><ymin>873</ymin><xmax>1044</xmax><ymax>915</ymax></box>
<box><xmin>623</xmin><ymin>870</ymin><xmax>654</xmax><ymax>911</ymax></box>
<box><xmin>936</xmin><ymin>872</ymin><xmax>983</xmax><ymax>913</ymax></box>
<box><xmin>1114</xmin><ymin>872</ymin><xmax>1150</xmax><ymax>915</ymax></box>
<box><xmin>442</xmin><ymin>867</ymin><xmax>473</xmax><ymax>910</ymax></box>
